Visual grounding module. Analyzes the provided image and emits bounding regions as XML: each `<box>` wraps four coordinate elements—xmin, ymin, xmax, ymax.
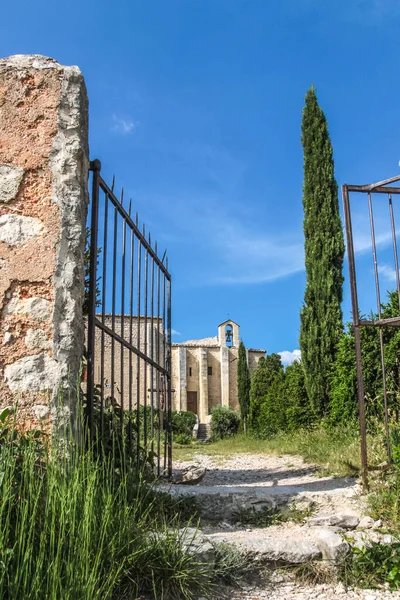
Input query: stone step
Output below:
<box><xmin>197</xmin><ymin>423</ymin><xmax>211</xmax><ymax>441</ymax></box>
<box><xmin>165</xmin><ymin>482</ymin><xmax>357</xmax><ymax>523</ymax></box>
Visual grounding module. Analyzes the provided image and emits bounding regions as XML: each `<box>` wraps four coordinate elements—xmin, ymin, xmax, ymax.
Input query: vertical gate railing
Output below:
<box><xmin>86</xmin><ymin>159</ymin><xmax>172</xmax><ymax>478</ymax></box>
<box><xmin>342</xmin><ymin>175</ymin><xmax>400</xmax><ymax>489</ymax></box>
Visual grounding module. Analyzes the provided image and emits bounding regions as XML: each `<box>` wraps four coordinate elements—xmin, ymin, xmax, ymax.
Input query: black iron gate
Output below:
<box><xmin>342</xmin><ymin>175</ymin><xmax>400</xmax><ymax>489</ymax></box>
<box><xmin>86</xmin><ymin>159</ymin><xmax>172</xmax><ymax>478</ymax></box>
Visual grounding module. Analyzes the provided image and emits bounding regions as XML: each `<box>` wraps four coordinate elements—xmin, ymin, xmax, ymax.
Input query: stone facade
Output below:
<box><xmin>90</xmin><ymin>315</ymin><xmax>166</xmax><ymax>411</ymax></box>
<box><xmin>171</xmin><ymin>320</ymin><xmax>265</xmax><ymax>423</ymax></box>
<box><xmin>0</xmin><ymin>55</ymin><xmax>89</xmax><ymax>431</ymax></box>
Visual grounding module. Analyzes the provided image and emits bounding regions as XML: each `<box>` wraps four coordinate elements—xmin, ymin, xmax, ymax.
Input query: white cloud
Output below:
<box><xmin>111</xmin><ymin>114</ymin><xmax>137</xmax><ymax>134</ymax></box>
<box><xmin>379</xmin><ymin>263</ymin><xmax>398</xmax><ymax>282</ymax></box>
<box><xmin>278</xmin><ymin>349</ymin><xmax>301</xmax><ymax>366</ymax></box>
<box><xmin>171</xmin><ymin>329</ymin><xmax>181</xmax><ymax>336</ymax></box>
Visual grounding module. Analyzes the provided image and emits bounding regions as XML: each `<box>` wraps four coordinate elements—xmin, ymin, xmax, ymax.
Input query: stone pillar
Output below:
<box><xmin>177</xmin><ymin>346</ymin><xmax>187</xmax><ymax>411</ymax></box>
<box><xmin>198</xmin><ymin>348</ymin><xmax>208</xmax><ymax>422</ymax></box>
<box><xmin>220</xmin><ymin>346</ymin><xmax>230</xmax><ymax>408</ymax></box>
<box><xmin>0</xmin><ymin>55</ymin><xmax>89</xmax><ymax>431</ymax></box>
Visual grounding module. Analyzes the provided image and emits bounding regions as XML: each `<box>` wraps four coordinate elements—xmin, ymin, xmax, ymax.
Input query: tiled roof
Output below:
<box><xmin>173</xmin><ymin>336</ymin><xmax>219</xmax><ymax>348</ymax></box>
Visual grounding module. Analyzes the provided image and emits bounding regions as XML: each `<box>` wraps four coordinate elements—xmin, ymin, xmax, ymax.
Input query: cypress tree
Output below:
<box><xmin>237</xmin><ymin>341</ymin><xmax>251</xmax><ymax>433</ymax></box>
<box><xmin>300</xmin><ymin>86</ymin><xmax>345</xmax><ymax>416</ymax></box>
<box><xmin>249</xmin><ymin>353</ymin><xmax>283</xmax><ymax>433</ymax></box>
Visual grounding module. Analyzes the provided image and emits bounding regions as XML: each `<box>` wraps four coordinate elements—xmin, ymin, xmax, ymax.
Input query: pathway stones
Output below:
<box><xmin>167</xmin><ymin>452</ymin><xmax>399</xmax><ymax>599</ymax></box>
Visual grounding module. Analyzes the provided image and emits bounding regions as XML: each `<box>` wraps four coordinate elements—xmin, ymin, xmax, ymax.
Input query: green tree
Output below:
<box><xmin>257</xmin><ymin>370</ymin><xmax>287</xmax><ymax>435</ymax></box>
<box><xmin>285</xmin><ymin>360</ymin><xmax>315</xmax><ymax>430</ymax></box>
<box><xmin>249</xmin><ymin>353</ymin><xmax>283</xmax><ymax>433</ymax></box>
<box><xmin>237</xmin><ymin>341</ymin><xmax>251</xmax><ymax>433</ymax></box>
<box><xmin>299</xmin><ymin>86</ymin><xmax>345</xmax><ymax>416</ymax></box>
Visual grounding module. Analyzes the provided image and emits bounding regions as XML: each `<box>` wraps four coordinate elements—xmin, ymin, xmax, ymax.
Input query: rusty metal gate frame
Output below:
<box><xmin>342</xmin><ymin>175</ymin><xmax>400</xmax><ymax>489</ymax></box>
<box><xmin>86</xmin><ymin>159</ymin><xmax>172</xmax><ymax>478</ymax></box>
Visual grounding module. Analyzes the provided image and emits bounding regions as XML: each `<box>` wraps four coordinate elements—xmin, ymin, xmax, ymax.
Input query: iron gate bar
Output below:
<box><xmin>368</xmin><ymin>192</ymin><xmax>391</xmax><ymax>462</ymax></box>
<box><xmin>86</xmin><ymin>159</ymin><xmax>172</xmax><ymax>478</ymax></box>
<box><xmin>389</xmin><ymin>195</ymin><xmax>400</xmax><ymax>310</ymax></box>
<box><xmin>342</xmin><ymin>183</ymin><xmax>369</xmax><ymax>489</ymax></box>
<box><xmin>342</xmin><ymin>174</ymin><xmax>400</xmax><ymax>489</ymax></box>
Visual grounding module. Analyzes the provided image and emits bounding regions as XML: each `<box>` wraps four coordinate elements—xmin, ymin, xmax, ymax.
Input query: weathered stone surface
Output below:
<box><xmin>309</xmin><ymin>513</ymin><xmax>359</xmax><ymax>530</ymax></box>
<box><xmin>0</xmin><ymin>214</ymin><xmax>43</xmax><ymax>246</ymax></box>
<box><xmin>0</xmin><ymin>54</ymin><xmax>88</xmax><ymax>433</ymax></box>
<box><xmin>33</xmin><ymin>404</ymin><xmax>50</xmax><ymax>420</ymax></box>
<box><xmin>173</xmin><ymin>465</ymin><xmax>207</xmax><ymax>485</ymax></box>
<box><xmin>4</xmin><ymin>354</ymin><xmax>60</xmax><ymax>392</ymax></box>
<box><xmin>207</xmin><ymin>526</ymin><xmax>321</xmax><ymax>564</ymax></box>
<box><xmin>179</xmin><ymin>528</ymin><xmax>215</xmax><ymax>567</ymax></box>
<box><xmin>2</xmin><ymin>331</ymin><xmax>12</xmax><ymax>345</ymax></box>
<box><xmin>25</xmin><ymin>328</ymin><xmax>51</xmax><ymax>350</ymax></box>
<box><xmin>358</xmin><ymin>516</ymin><xmax>374</xmax><ymax>529</ymax></box>
<box><xmin>0</xmin><ymin>164</ymin><xmax>24</xmax><ymax>203</ymax></box>
<box><xmin>3</xmin><ymin>296</ymin><xmax>52</xmax><ymax>322</ymax></box>
<box><xmin>311</xmin><ymin>527</ymin><xmax>350</xmax><ymax>561</ymax></box>
<box><xmin>347</xmin><ymin>530</ymin><xmax>396</xmax><ymax>551</ymax></box>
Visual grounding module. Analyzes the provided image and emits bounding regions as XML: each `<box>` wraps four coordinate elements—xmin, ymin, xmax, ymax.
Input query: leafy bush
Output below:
<box><xmin>172</xmin><ymin>411</ymin><xmax>196</xmax><ymax>437</ymax></box>
<box><xmin>174</xmin><ymin>433</ymin><xmax>192</xmax><ymax>446</ymax></box>
<box><xmin>341</xmin><ymin>542</ymin><xmax>400</xmax><ymax>590</ymax></box>
<box><xmin>211</xmin><ymin>406</ymin><xmax>240</xmax><ymax>440</ymax></box>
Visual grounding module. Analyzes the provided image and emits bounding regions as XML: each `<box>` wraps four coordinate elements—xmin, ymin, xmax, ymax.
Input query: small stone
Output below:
<box><xmin>173</xmin><ymin>465</ymin><xmax>206</xmax><ymax>485</ymax></box>
<box><xmin>2</xmin><ymin>331</ymin><xmax>12</xmax><ymax>345</ymax></box>
<box><xmin>0</xmin><ymin>164</ymin><xmax>24</xmax><ymax>203</ymax></box>
<box><xmin>358</xmin><ymin>516</ymin><xmax>374</xmax><ymax>529</ymax></box>
<box><xmin>373</xmin><ymin>519</ymin><xmax>382</xmax><ymax>529</ymax></box>
<box><xmin>33</xmin><ymin>404</ymin><xmax>50</xmax><ymax>420</ymax></box>
<box><xmin>365</xmin><ymin>595</ymin><xmax>377</xmax><ymax>600</ymax></box>
<box><xmin>0</xmin><ymin>214</ymin><xmax>43</xmax><ymax>246</ymax></box>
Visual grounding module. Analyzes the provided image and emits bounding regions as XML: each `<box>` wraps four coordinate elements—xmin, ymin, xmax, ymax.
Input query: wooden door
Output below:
<box><xmin>187</xmin><ymin>391</ymin><xmax>198</xmax><ymax>415</ymax></box>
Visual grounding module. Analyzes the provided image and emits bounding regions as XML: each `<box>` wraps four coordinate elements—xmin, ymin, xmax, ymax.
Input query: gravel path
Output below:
<box><xmin>174</xmin><ymin>453</ymin><xmax>397</xmax><ymax>600</ymax></box>
<box><xmin>173</xmin><ymin>452</ymin><xmax>364</xmax><ymax>516</ymax></box>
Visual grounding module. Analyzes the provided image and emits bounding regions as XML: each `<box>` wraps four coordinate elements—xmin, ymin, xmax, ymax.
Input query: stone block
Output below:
<box><xmin>0</xmin><ymin>214</ymin><xmax>43</xmax><ymax>246</ymax></box>
<box><xmin>0</xmin><ymin>164</ymin><xmax>24</xmax><ymax>203</ymax></box>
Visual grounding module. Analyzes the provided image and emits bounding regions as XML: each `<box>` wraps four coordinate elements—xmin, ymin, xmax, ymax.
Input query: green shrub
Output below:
<box><xmin>174</xmin><ymin>433</ymin><xmax>192</xmax><ymax>446</ymax></box>
<box><xmin>341</xmin><ymin>542</ymin><xmax>400</xmax><ymax>590</ymax></box>
<box><xmin>211</xmin><ymin>406</ymin><xmax>240</xmax><ymax>440</ymax></box>
<box><xmin>172</xmin><ymin>411</ymin><xmax>196</xmax><ymax>437</ymax></box>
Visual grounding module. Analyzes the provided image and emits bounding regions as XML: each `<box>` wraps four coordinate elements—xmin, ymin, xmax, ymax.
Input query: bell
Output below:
<box><xmin>226</xmin><ymin>329</ymin><xmax>233</xmax><ymax>343</ymax></box>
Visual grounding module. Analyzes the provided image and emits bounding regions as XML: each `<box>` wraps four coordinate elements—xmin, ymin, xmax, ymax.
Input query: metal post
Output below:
<box><xmin>87</xmin><ymin>159</ymin><xmax>101</xmax><ymax>438</ymax></box>
<box><xmin>342</xmin><ymin>184</ymin><xmax>369</xmax><ymax>489</ymax></box>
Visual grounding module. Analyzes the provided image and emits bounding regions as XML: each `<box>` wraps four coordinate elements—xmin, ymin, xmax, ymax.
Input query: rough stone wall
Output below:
<box><xmin>248</xmin><ymin>350</ymin><xmax>264</xmax><ymax>374</ymax></box>
<box><xmin>0</xmin><ymin>55</ymin><xmax>89</xmax><ymax>430</ymax></box>
<box><xmin>228</xmin><ymin>347</ymin><xmax>239</xmax><ymax>412</ymax></box>
<box><xmin>207</xmin><ymin>348</ymin><xmax>222</xmax><ymax>411</ymax></box>
<box><xmin>92</xmin><ymin>316</ymin><xmax>165</xmax><ymax>411</ymax></box>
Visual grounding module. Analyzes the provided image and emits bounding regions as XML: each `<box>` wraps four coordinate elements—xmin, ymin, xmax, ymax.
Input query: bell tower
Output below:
<box><xmin>218</xmin><ymin>320</ymin><xmax>240</xmax><ymax>348</ymax></box>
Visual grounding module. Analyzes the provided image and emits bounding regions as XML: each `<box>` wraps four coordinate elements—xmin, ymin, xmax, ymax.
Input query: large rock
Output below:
<box><xmin>173</xmin><ymin>465</ymin><xmax>207</xmax><ymax>485</ymax></box>
<box><xmin>207</xmin><ymin>526</ymin><xmax>322</xmax><ymax>565</ymax></box>
<box><xmin>308</xmin><ymin>513</ymin><xmax>359</xmax><ymax>530</ymax></box>
<box><xmin>179</xmin><ymin>528</ymin><xmax>215</xmax><ymax>567</ymax></box>
<box><xmin>311</xmin><ymin>527</ymin><xmax>350</xmax><ymax>561</ymax></box>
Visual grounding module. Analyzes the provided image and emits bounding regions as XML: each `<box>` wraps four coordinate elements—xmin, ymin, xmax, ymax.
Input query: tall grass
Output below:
<box><xmin>0</xmin><ymin>409</ymin><xmax>210</xmax><ymax>600</ymax></box>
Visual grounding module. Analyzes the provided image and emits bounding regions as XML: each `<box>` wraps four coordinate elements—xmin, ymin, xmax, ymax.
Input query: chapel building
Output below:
<box><xmin>171</xmin><ymin>320</ymin><xmax>265</xmax><ymax>423</ymax></box>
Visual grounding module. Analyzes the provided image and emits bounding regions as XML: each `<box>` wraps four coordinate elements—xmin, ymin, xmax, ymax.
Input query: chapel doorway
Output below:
<box><xmin>187</xmin><ymin>391</ymin><xmax>198</xmax><ymax>415</ymax></box>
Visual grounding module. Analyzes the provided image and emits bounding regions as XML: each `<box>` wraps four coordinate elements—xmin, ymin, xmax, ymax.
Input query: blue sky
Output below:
<box><xmin>2</xmin><ymin>0</ymin><xmax>400</xmax><ymax>362</ymax></box>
